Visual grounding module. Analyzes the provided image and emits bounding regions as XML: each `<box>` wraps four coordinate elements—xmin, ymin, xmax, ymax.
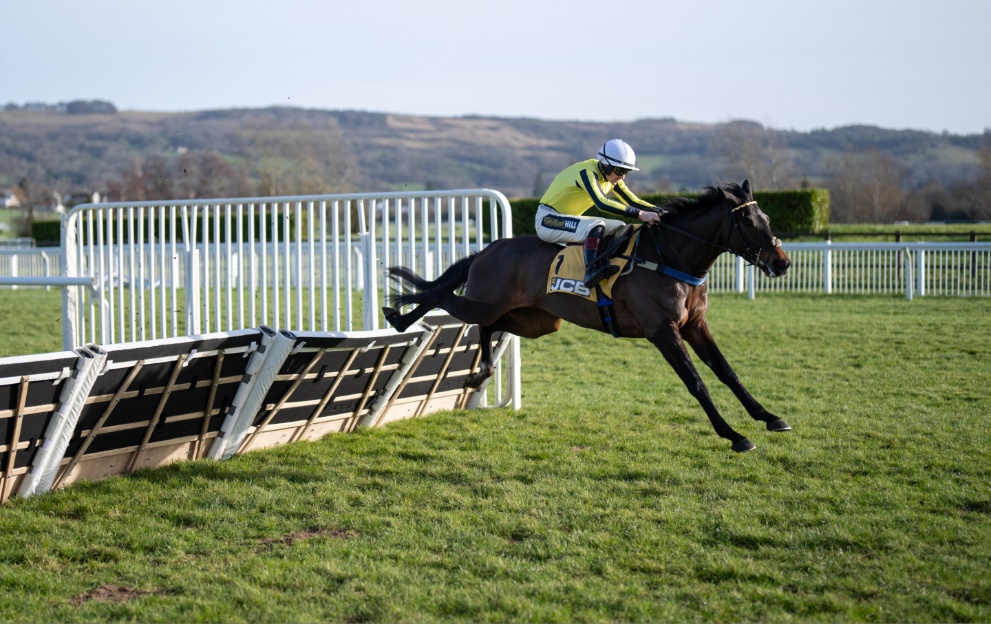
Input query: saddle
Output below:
<box><xmin>545</xmin><ymin>225</ymin><xmax>639</xmax><ymax>301</ymax></box>
<box><xmin>600</xmin><ymin>225</ymin><xmax>639</xmax><ymax>264</ymax></box>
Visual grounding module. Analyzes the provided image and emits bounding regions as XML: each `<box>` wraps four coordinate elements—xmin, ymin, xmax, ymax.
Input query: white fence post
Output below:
<box><xmin>360</xmin><ymin>236</ymin><xmax>375</xmax><ymax>331</ymax></box>
<box><xmin>62</xmin><ymin>213</ymin><xmax>79</xmax><ymax>350</ymax></box>
<box><xmin>823</xmin><ymin>240</ymin><xmax>833</xmax><ymax>294</ymax></box>
<box><xmin>41</xmin><ymin>251</ymin><xmax>51</xmax><ymax>290</ymax></box>
<box><xmin>917</xmin><ymin>247</ymin><xmax>926</xmax><ymax>297</ymax></box>
<box><xmin>187</xmin><ymin>248</ymin><xmax>200</xmax><ymax>335</ymax></box>
<box><xmin>904</xmin><ymin>248</ymin><xmax>914</xmax><ymax>301</ymax></box>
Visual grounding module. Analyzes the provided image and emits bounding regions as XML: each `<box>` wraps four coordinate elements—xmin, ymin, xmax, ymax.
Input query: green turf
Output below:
<box><xmin>0</xmin><ymin>294</ymin><xmax>989</xmax><ymax>622</ymax></box>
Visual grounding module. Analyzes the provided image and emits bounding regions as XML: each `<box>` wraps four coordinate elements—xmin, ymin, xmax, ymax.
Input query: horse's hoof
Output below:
<box><xmin>732</xmin><ymin>438</ymin><xmax>756</xmax><ymax>453</ymax></box>
<box><xmin>382</xmin><ymin>306</ymin><xmax>398</xmax><ymax>325</ymax></box>
<box><xmin>382</xmin><ymin>307</ymin><xmax>410</xmax><ymax>332</ymax></box>
<box><xmin>464</xmin><ymin>366</ymin><xmax>494</xmax><ymax>389</ymax></box>
<box><xmin>464</xmin><ymin>374</ymin><xmax>484</xmax><ymax>389</ymax></box>
<box><xmin>766</xmin><ymin>418</ymin><xmax>791</xmax><ymax>432</ymax></box>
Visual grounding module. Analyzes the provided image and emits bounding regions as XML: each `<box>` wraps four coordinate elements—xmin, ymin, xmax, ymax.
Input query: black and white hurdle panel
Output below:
<box><xmin>0</xmin><ymin>314</ymin><xmax>505</xmax><ymax>503</ymax></box>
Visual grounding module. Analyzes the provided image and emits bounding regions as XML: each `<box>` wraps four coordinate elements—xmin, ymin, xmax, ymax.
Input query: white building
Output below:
<box><xmin>1</xmin><ymin>191</ymin><xmax>21</xmax><ymax>208</ymax></box>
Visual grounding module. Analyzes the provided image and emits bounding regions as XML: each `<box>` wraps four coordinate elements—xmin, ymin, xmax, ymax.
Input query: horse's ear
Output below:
<box><xmin>742</xmin><ymin>179</ymin><xmax>752</xmax><ymax>196</ymax></box>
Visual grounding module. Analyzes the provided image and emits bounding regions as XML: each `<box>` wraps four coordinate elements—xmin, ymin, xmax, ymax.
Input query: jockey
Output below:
<box><xmin>536</xmin><ymin>139</ymin><xmax>662</xmax><ymax>288</ymax></box>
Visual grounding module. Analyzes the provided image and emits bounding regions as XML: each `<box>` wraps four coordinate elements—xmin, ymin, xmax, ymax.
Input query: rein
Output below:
<box><xmin>658</xmin><ymin>200</ymin><xmax>780</xmax><ymax>269</ymax></box>
<box><xmin>618</xmin><ymin>227</ymin><xmax>709</xmax><ymax>286</ymax></box>
<box><xmin>622</xmin><ymin>200</ymin><xmax>781</xmax><ymax>285</ymax></box>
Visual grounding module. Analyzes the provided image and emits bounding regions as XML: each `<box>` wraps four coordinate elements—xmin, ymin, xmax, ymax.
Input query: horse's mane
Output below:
<box><xmin>660</xmin><ymin>183</ymin><xmax>747</xmax><ymax>216</ymax></box>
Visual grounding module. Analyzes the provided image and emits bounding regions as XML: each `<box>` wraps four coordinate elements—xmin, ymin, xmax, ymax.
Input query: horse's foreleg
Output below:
<box><xmin>681</xmin><ymin>322</ymin><xmax>790</xmax><ymax>432</ymax></box>
<box><xmin>651</xmin><ymin>325</ymin><xmax>755</xmax><ymax>452</ymax></box>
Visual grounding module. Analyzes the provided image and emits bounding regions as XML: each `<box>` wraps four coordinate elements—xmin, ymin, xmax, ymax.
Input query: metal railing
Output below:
<box><xmin>60</xmin><ymin>190</ymin><xmax>511</xmax><ymax>344</ymax></box>
<box><xmin>0</xmin><ymin>248</ymin><xmax>55</xmax><ymax>289</ymax></box>
<box><xmin>709</xmin><ymin>241</ymin><xmax>991</xmax><ymax>299</ymax></box>
<box><xmin>55</xmin><ymin>189</ymin><xmax>520</xmax><ymax>410</ymax></box>
<box><xmin>7</xmin><ymin>239</ymin><xmax>991</xmax><ymax>303</ymax></box>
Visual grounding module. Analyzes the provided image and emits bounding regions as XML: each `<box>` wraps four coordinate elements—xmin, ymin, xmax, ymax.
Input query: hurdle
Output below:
<box><xmin>2</xmin><ymin>189</ymin><xmax>521</xmax><ymax>503</ymax></box>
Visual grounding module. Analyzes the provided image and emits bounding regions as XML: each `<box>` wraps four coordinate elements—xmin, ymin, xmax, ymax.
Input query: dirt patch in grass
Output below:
<box><xmin>259</xmin><ymin>527</ymin><xmax>359</xmax><ymax>550</ymax></box>
<box><xmin>70</xmin><ymin>584</ymin><xmax>155</xmax><ymax>606</ymax></box>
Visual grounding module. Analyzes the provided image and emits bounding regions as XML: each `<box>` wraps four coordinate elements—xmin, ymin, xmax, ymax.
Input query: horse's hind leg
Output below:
<box><xmin>383</xmin><ymin>302</ymin><xmax>433</xmax><ymax>333</ymax></box>
<box><xmin>465</xmin><ymin>308</ymin><xmax>562</xmax><ymax>389</ymax></box>
<box><xmin>650</xmin><ymin>324</ymin><xmax>755</xmax><ymax>452</ymax></box>
<box><xmin>681</xmin><ymin>321</ymin><xmax>790</xmax><ymax>432</ymax></box>
<box><xmin>466</xmin><ymin>324</ymin><xmax>497</xmax><ymax>389</ymax></box>
<box><xmin>490</xmin><ymin>307</ymin><xmax>561</xmax><ymax>339</ymax></box>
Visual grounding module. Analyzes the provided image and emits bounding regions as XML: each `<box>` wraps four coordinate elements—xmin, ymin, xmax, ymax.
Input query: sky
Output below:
<box><xmin>3</xmin><ymin>0</ymin><xmax>990</xmax><ymax>135</ymax></box>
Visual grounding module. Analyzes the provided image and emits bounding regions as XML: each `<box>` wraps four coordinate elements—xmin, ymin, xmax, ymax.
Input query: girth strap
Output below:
<box><xmin>619</xmin><ymin>226</ymin><xmax>708</xmax><ymax>286</ymax></box>
<box><xmin>594</xmin><ymin>286</ymin><xmax>621</xmax><ymax>338</ymax></box>
<box><xmin>627</xmin><ymin>259</ymin><xmax>707</xmax><ymax>286</ymax></box>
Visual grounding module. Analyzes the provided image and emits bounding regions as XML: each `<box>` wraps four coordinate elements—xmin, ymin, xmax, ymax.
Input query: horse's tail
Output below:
<box><xmin>388</xmin><ymin>254</ymin><xmax>476</xmax><ymax>307</ymax></box>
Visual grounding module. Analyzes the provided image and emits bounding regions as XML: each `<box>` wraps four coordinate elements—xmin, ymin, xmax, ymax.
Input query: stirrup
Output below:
<box><xmin>584</xmin><ymin>262</ymin><xmax>620</xmax><ymax>288</ymax></box>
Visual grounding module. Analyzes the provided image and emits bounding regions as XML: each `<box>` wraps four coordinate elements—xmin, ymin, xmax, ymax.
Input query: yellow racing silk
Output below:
<box><xmin>539</xmin><ymin>159</ymin><xmax>656</xmax><ymax>218</ymax></box>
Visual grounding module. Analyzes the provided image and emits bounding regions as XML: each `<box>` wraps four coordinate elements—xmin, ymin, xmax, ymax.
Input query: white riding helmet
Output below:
<box><xmin>597</xmin><ymin>139</ymin><xmax>639</xmax><ymax>172</ymax></box>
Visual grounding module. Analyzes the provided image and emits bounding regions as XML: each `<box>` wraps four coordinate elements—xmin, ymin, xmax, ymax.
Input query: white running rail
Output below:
<box><xmin>709</xmin><ymin>242</ymin><xmax>991</xmax><ymax>300</ymax></box>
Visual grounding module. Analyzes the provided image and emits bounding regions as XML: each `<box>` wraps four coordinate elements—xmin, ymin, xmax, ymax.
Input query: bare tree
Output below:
<box><xmin>143</xmin><ymin>156</ymin><xmax>175</xmax><ymax>200</ymax></box>
<box><xmin>531</xmin><ymin>172</ymin><xmax>546</xmax><ymax>197</ymax></box>
<box><xmin>241</xmin><ymin>119</ymin><xmax>357</xmax><ymax>197</ymax></box>
<box><xmin>827</xmin><ymin>150</ymin><xmax>926</xmax><ymax>223</ymax></box>
<box><xmin>104</xmin><ymin>151</ymin><xmax>256</xmax><ymax>202</ymax></box>
<box><xmin>115</xmin><ymin>158</ymin><xmax>148</xmax><ymax>202</ymax></box>
<box><xmin>973</xmin><ymin>142</ymin><xmax>991</xmax><ymax>220</ymax></box>
<box><xmin>716</xmin><ymin>121</ymin><xmax>796</xmax><ymax>189</ymax></box>
<box><xmin>14</xmin><ymin>177</ymin><xmax>33</xmax><ymax>237</ymax></box>
<box><xmin>178</xmin><ymin>151</ymin><xmax>251</xmax><ymax>199</ymax></box>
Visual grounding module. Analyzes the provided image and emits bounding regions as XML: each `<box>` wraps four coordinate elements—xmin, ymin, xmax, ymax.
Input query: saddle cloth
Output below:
<box><xmin>545</xmin><ymin>231</ymin><xmax>639</xmax><ymax>301</ymax></box>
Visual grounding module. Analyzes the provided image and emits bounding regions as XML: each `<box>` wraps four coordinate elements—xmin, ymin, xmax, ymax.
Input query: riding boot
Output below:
<box><xmin>583</xmin><ymin>227</ymin><xmax>620</xmax><ymax>288</ymax></box>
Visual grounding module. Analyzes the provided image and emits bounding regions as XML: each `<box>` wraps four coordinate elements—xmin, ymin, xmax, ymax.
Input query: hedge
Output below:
<box><xmin>510</xmin><ymin>188</ymin><xmax>830</xmax><ymax>237</ymax></box>
<box><xmin>31</xmin><ymin>220</ymin><xmax>61</xmax><ymax>244</ymax></box>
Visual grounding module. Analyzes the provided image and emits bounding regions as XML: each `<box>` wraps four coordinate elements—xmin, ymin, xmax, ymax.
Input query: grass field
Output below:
<box><xmin>791</xmin><ymin>223</ymin><xmax>991</xmax><ymax>243</ymax></box>
<box><xmin>0</xmin><ymin>292</ymin><xmax>989</xmax><ymax>622</ymax></box>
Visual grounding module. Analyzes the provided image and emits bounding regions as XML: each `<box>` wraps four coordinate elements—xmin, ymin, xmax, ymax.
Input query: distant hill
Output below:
<box><xmin>1</xmin><ymin>105</ymin><xmax>987</xmax><ymax>201</ymax></box>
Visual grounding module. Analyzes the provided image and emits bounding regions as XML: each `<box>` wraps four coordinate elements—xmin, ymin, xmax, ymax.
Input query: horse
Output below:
<box><xmin>383</xmin><ymin>180</ymin><xmax>792</xmax><ymax>453</ymax></box>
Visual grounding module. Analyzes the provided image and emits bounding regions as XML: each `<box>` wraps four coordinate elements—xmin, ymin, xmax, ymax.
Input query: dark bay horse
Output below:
<box><xmin>383</xmin><ymin>180</ymin><xmax>792</xmax><ymax>452</ymax></box>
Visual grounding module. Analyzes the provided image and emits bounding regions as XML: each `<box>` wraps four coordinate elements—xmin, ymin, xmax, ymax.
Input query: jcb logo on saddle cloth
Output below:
<box><xmin>549</xmin><ymin>277</ymin><xmax>591</xmax><ymax>297</ymax></box>
<box><xmin>546</xmin><ymin>244</ymin><xmax>625</xmax><ymax>301</ymax></box>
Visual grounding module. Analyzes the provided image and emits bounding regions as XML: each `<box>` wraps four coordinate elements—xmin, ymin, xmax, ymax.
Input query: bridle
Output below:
<box><xmin>725</xmin><ymin>200</ymin><xmax>783</xmax><ymax>270</ymax></box>
<box><xmin>651</xmin><ymin>199</ymin><xmax>783</xmax><ymax>276</ymax></box>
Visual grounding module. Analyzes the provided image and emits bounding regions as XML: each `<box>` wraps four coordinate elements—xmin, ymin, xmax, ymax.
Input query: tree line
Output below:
<box><xmin>3</xmin><ymin>108</ymin><xmax>989</xmax><ymax>238</ymax></box>
<box><xmin>714</xmin><ymin>123</ymin><xmax>991</xmax><ymax>223</ymax></box>
<box><xmin>4</xmin><ymin>118</ymin><xmax>360</xmax><ymax>237</ymax></box>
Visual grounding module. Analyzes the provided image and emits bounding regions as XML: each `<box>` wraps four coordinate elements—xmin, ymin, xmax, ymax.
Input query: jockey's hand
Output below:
<box><xmin>638</xmin><ymin>209</ymin><xmax>662</xmax><ymax>225</ymax></box>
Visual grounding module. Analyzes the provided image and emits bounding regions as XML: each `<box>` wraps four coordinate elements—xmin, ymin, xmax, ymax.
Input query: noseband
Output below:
<box><xmin>728</xmin><ymin>201</ymin><xmax>782</xmax><ymax>270</ymax></box>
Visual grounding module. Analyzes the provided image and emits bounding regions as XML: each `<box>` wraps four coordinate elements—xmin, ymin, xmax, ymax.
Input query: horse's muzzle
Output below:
<box><xmin>762</xmin><ymin>246</ymin><xmax>791</xmax><ymax>278</ymax></box>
